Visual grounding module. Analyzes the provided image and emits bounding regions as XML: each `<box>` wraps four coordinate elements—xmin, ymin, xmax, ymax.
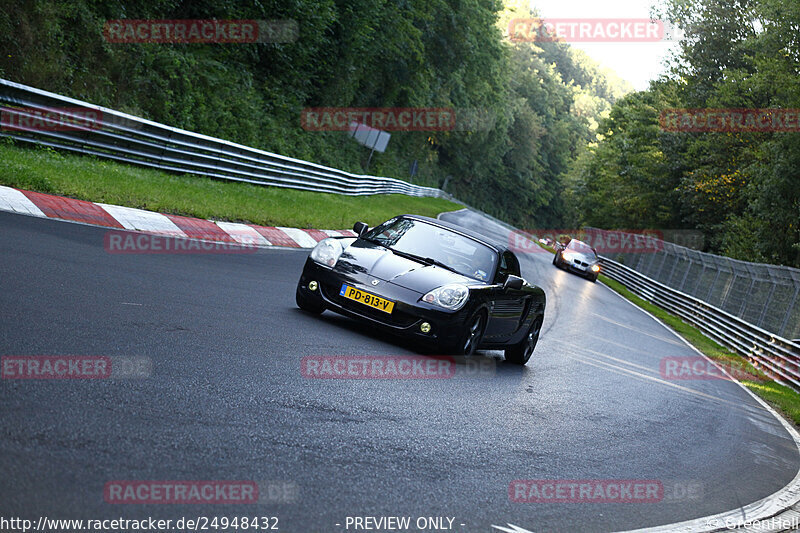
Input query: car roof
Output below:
<box><xmin>399</xmin><ymin>214</ymin><xmax>510</xmax><ymax>255</ymax></box>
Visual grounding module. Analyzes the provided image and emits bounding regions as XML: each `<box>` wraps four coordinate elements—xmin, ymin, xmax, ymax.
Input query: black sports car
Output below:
<box><xmin>295</xmin><ymin>215</ymin><xmax>546</xmax><ymax>364</ymax></box>
<box><xmin>553</xmin><ymin>238</ymin><xmax>601</xmax><ymax>282</ymax></box>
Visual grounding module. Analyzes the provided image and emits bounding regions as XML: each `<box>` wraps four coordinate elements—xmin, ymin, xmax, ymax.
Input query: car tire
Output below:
<box><xmin>505</xmin><ymin>316</ymin><xmax>543</xmax><ymax>365</ymax></box>
<box><xmin>296</xmin><ymin>286</ymin><xmax>325</xmax><ymax>314</ymax></box>
<box><xmin>445</xmin><ymin>311</ymin><xmax>486</xmax><ymax>356</ymax></box>
<box><xmin>588</xmin><ymin>273</ymin><xmax>598</xmax><ymax>283</ymax></box>
<box><xmin>552</xmin><ymin>254</ymin><xmax>560</xmax><ymax>267</ymax></box>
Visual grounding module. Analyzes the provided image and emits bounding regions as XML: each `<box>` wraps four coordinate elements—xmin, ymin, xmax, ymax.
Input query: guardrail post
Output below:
<box><xmin>737</xmin><ymin>278</ymin><xmax>757</xmax><ymax>317</ymax></box>
<box><xmin>720</xmin><ymin>273</ymin><xmax>737</xmax><ymax>310</ymax></box>
<box><xmin>654</xmin><ymin>251</ymin><xmax>669</xmax><ymax>281</ymax></box>
<box><xmin>706</xmin><ymin>268</ymin><xmax>721</xmax><ymax>302</ymax></box>
<box><xmin>692</xmin><ymin>264</ymin><xmax>707</xmax><ymax>297</ymax></box>
<box><xmin>666</xmin><ymin>254</ymin><xmax>680</xmax><ymax>286</ymax></box>
<box><xmin>779</xmin><ymin>285</ymin><xmax>800</xmax><ymax>338</ymax></box>
<box><xmin>757</xmin><ymin>283</ymin><xmax>777</xmax><ymax>329</ymax></box>
<box><xmin>678</xmin><ymin>259</ymin><xmax>692</xmax><ymax>292</ymax></box>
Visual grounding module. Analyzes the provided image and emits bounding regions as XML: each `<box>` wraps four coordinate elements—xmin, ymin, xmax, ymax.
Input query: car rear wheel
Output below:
<box><xmin>296</xmin><ymin>286</ymin><xmax>325</xmax><ymax>314</ymax></box>
<box><xmin>505</xmin><ymin>316</ymin><xmax>543</xmax><ymax>365</ymax></box>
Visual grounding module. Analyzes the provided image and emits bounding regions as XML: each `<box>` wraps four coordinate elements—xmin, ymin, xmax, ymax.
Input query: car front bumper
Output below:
<box><xmin>296</xmin><ymin>258</ymin><xmax>472</xmax><ymax>350</ymax></box>
<box><xmin>562</xmin><ymin>258</ymin><xmax>599</xmax><ymax>277</ymax></box>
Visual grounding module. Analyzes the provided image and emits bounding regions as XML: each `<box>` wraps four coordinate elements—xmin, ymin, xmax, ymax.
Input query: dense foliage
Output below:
<box><xmin>0</xmin><ymin>0</ymin><xmax>628</xmax><ymax>228</ymax></box>
<box><xmin>567</xmin><ymin>0</ymin><xmax>800</xmax><ymax>267</ymax></box>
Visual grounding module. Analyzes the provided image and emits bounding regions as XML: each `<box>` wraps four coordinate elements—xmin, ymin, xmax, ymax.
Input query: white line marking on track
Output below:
<box><xmin>589</xmin><ymin>311</ymin><xmax>685</xmax><ymax>347</ymax></box>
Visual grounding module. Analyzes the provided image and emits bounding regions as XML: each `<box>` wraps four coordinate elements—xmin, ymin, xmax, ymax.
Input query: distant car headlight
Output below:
<box><xmin>591</xmin><ymin>264</ymin><xmax>600</xmax><ymax>272</ymax></box>
<box><xmin>310</xmin><ymin>238</ymin><xmax>344</xmax><ymax>267</ymax></box>
<box><xmin>422</xmin><ymin>283</ymin><xmax>469</xmax><ymax>311</ymax></box>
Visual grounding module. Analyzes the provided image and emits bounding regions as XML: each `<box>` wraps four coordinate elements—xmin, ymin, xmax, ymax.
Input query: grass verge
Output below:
<box><xmin>0</xmin><ymin>141</ymin><xmax>461</xmax><ymax>228</ymax></box>
<box><xmin>600</xmin><ymin>274</ymin><xmax>800</xmax><ymax>427</ymax></box>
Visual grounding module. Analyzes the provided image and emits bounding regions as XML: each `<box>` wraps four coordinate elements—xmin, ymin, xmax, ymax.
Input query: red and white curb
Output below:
<box><xmin>0</xmin><ymin>185</ymin><xmax>355</xmax><ymax>248</ymax></box>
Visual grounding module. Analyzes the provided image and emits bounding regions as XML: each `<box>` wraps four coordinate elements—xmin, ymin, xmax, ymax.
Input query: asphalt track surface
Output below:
<box><xmin>1</xmin><ymin>209</ymin><xmax>798</xmax><ymax>533</ymax></box>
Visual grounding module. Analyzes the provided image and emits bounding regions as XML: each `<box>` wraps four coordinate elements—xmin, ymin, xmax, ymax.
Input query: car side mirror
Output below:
<box><xmin>353</xmin><ymin>221</ymin><xmax>369</xmax><ymax>238</ymax></box>
<box><xmin>504</xmin><ymin>275</ymin><xmax>524</xmax><ymax>290</ymax></box>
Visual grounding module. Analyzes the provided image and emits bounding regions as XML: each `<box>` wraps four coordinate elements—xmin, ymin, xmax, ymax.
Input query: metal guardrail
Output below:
<box><xmin>587</xmin><ymin>226</ymin><xmax>800</xmax><ymax>341</ymax></box>
<box><xmin>599</xmin><ymin>257</ymin><xmax>800</xmax><ymax>391</ymax></box>
<box><xmin>0</xmin><ymin>79</ymin><xmax>451</xmax><ymax>199</ymax></box>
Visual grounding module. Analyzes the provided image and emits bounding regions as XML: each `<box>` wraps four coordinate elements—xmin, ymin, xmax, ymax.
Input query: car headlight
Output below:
<box><xmin>310</xmin><ymin>238</ymin><xmax>344</xmax><ymax>267</ymax></box>
<box><xmin>422</xmin><ymin>283</ymin><xmax>469</xmax><ymax>311</ymax></box>
<box><xmin>591</xmin><ymin>264</ymin><xmax>600</xmax><ymax>272</ymax></box>
<box><xmin>562</xmin><ymin>252</ymin><xmax>575</xmax><ymax>261</ymax></box>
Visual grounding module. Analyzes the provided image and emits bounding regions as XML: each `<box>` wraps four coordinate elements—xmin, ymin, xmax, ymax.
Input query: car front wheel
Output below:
<box><xmin>444</xmin><ymin>311</ymin><xmax>486</xmax><ymax>356</ymax></box>
<box><xmin>505</xmin><ymin>316</ymin><xmax>543</xmax><ymax>365</ymax></box>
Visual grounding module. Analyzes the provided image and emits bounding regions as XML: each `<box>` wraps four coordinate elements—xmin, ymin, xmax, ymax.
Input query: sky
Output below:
<box><xmin>529</xmin><ymin>0</ymin><xmax>681</xmax><ymax>91</ymax></box>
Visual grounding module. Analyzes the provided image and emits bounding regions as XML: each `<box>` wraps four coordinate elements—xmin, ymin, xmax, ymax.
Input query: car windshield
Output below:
<box><xmin>568</xmin><ymin>240</ymin><xmax>596</xmax><ymax>257</ymax></box>
<box><xmin>365</xmin><ymin>218</ymin><xmax>496</xmax><ymax>282</ymax></box>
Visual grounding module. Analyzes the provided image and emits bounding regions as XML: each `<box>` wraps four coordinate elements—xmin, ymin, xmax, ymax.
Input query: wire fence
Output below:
<box><xmin>598</xmin><ymin>257</ymin><xmax>800</xmax><ymax>390</ymax></box>
<box><xmin>587</xmin><ymin>227</ymin><xmax>800</xmax><ymax>340</ymax></box>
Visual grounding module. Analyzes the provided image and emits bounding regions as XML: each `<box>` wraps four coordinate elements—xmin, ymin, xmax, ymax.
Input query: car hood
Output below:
<box><xmin>334</xmin><ymin>240</ymin><xmax>477</xmax><ymax>293</ymax></box>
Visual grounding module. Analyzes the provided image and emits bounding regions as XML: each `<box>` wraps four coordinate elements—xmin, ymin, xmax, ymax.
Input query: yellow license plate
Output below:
<box><xmin>339</xmin><ymin>284</ymin><xmax>395</xmax><ymax>314</ymax></box>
